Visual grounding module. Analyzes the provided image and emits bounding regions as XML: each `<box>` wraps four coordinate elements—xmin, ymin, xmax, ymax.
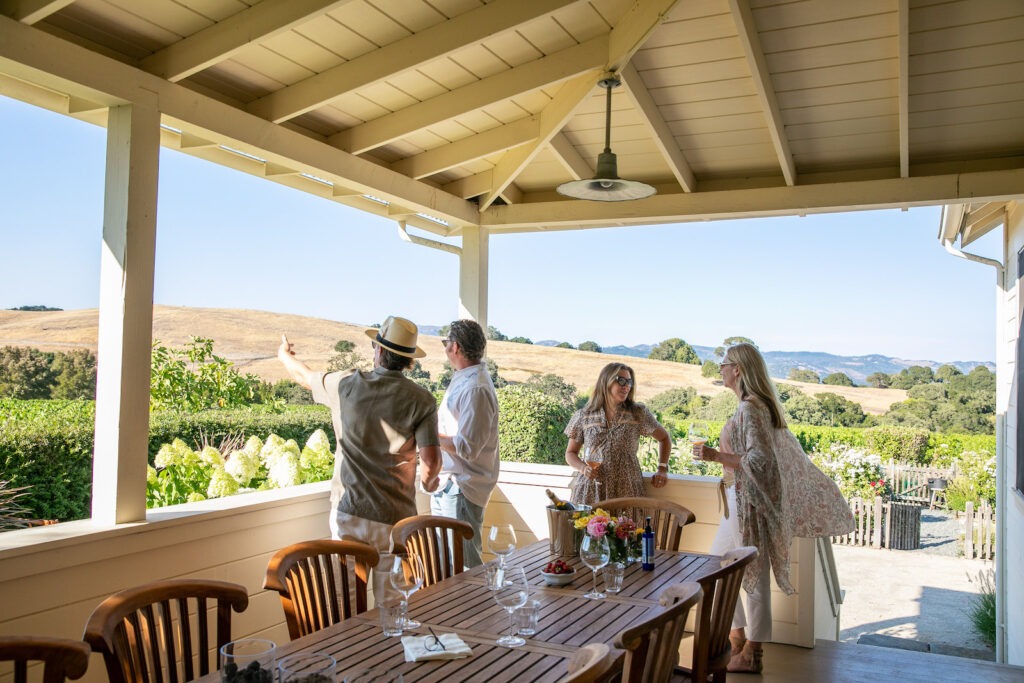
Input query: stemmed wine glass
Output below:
<box><xmin>493</xmin><ymin>566</ymin><xmax>529</xmax><ymax>648</ymax></box>
<box><xmin>688</xmin><ymin>421</ymin><xmax>709</xmax><ymax>461</ymax></box>
<box><xmin>579</xmin><ymin>535</ymin><xmax>610</xmax><ymax>600</ymax></box>
<box><xmin>582</xmin><ymin>446</ymin><xmax>604</xmax><ymax>500</ymax></box>
<box><xmin>487</xmin><ymin>524</ymin><xmax>517</xmax><ymax>568</ymax></box>
<box><xmin>389</xmin><ymin>554</ymin><xmax>425</xmax><ymax>629</ymax></box>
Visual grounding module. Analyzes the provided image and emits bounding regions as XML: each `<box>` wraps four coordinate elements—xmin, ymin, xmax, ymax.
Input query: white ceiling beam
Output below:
<box><xmin>391</xmin><ymin>117</ymin><xmax>538</xmax><ymax>179</ymax></box>
<box><xmin>443</xmin><ymin>172</ymin><xmax>494</xmax><ymax>200</ymax></box>
<box><xmin>619</xmin><ymin>63</ymin><xmax>695</xmax><ymax>192</ymax></box>
<box><xmin>0</xmin><ymin>0</ymin><xmax>73</xmax><ymax>24</ymax></box>
<box><xmin>480</xmin><ymin>168</ymin><xmax>1024</xmax><ymax>232</ymax></box>
<box><xmin>898</xmin><ymin>0</ymin><xmax>910</xmax><ymax>178</ymax></box>
<box><xmin>247</xmin><ymin>0</ymin><xmax>580</xmax><ymax>123</ymax></box>
<box><xmin>499</xmin><ymin>182</ymin><xmax>523</xmax><ymax>205</ymax></box>
<box><xmin>728</xmin><ymin>0</ymin><xmax>796</xmax><ymax>186</ymax></box>
<box><xmin>0</xmin><ymin>14</ymin><xmax>480</xmax><ymax>228</ymax></box>
<box><xmin>548</xmin><ymin>132</ymin><xmax>592</xmax><ymax>180</ymax></box>
<box><xmin>140</xmin><ymin>0</ymin><xmax>354</xmax><ymax>82</ymax></box>
<box><xmin>607</xmin><ymin>0</ymin><xmax>683</xmax><ymax>71</ymax></box>
<box><xmin>332</xmin><ymin>36</ymin><xmax>607</xmax><ymax>154</ymax></box>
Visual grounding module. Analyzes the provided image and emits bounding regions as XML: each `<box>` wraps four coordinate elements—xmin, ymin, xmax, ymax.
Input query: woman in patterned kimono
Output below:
<box><xmin>694</xmin><ymin>343</ymin><xmax>855</xmax><ymax>674</ymax></box>
<box><xmin>563</xmin><ymin>363</ymin><xmax>672</xmax><ymax>508</ymax></box>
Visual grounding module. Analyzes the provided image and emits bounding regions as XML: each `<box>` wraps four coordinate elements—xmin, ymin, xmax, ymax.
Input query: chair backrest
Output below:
<box><xmin>614</xmin><ymin>582</ymin><xmax>702</xmax><ymax>683</ymax></box>
<box><xmin>391</xmin><ymin>515</ymin><xmax>474</xmax><ymax>587</ymax></box>
<box><xmin>83</xmin><ymin>579</ymin><xmax>248</xmax><ymax>683</ymax></box>
<box><xmin>673</xmin><ymin>546</ymin><xmax>758</xmax><ymax>683</ymax></box>
<box><xmin>263</xmin><ymin>539</ymin><xmax>378</xmax><ymax>640</ymax></box>
<box><xmin>559</xmin><ymin>643</ymin><xmax>621</xmax><ymax>683</ymax></box>
<box><xmin>594</xmin><ymin>496</ymin><xmax>696</xmax><ymax>551</ymax></box>
<box><xmin>0</xmin><ymin>636</ymin><xmax>90</xmax><ymax>683</ymax></box>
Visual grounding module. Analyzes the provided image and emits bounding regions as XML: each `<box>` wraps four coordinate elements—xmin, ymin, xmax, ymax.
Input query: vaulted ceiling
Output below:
<box><xmin>2</xmin><ymin>0</ymin><xmax>1023</xmax><ymax>237</ymax></box>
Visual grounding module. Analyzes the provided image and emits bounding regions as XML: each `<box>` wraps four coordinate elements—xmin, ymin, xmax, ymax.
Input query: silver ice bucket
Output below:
<box><xmin>546</xmin><ymin>504</ymin><xmax>590</xmax><ymax>557</ymax></box>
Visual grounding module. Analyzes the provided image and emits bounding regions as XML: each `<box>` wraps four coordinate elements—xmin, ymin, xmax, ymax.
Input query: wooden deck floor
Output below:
<box><xmin>739</xmin><ymin>640</ymin><xmax>1023</xmax><ymax>683</ymax></box>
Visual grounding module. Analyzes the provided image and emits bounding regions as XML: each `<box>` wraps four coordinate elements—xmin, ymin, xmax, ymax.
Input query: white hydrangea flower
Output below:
<box><xmin>225</xmin><ymin>448</ymin><xmax>263</xmax><ymax>486</ymax></box>
<box><xmin>207</xmin><ymin>467</ymin><xmax>240</xmax><ymax>498</ymax></box>
<box><xmin>198</xmin><ymin>446</ymin><xmax>224</xmax><ymax>467</ymax></box>
<box><xmin>267</xmin><ymin>450</ymin><xmax>302</xmax><ymax>488</ymax></box>
<box><xmin>305</xmin><ymin>429</ymin><xmax>332</xmax><ymax>453</ymax></box>
<box><xmin>242</xmin><ymin>435</ymin><xmax>263</xmax><ymax>455</ymax></box>
<box><xmin>300</xmin><ymin>429</ymin><xmax>335</xmax><ymax>483</ymax></box>
<box><xmin>146</xmin><ymin>465</ymin><xmax>158</xmax><ymax>485</ymax></box>
<box><xmin>186</xmin><ymin>492</ymin><xmax>206</xmax><ymax>503</ymax></box>
<box><xmin>155</xmin><ymin>438</ymin><xmax>194</xmax><ymax>468</ymax></box>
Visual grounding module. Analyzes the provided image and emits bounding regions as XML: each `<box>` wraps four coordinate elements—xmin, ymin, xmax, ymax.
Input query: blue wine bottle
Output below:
<box><xmin>642</xmin><ymin>516</ymin><xmax>655</xmax><ymax>570</ymax></box>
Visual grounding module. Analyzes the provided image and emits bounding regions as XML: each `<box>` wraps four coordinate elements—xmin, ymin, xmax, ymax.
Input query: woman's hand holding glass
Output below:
<box><xmin>389</xmin><ymin>554</ymin><xmax>425</xmax><ymax>629</ymax></box>
<box><xmin>493</xmin><ymin>567</ymin><xmax>529</xmax><ymax>648</ymax></box>
<box><xmin>688</xmin><ymin>421</ymin><xmax>710</xmax><ymax>461</ymax></box>
<box><xmin>487</xmin><ymin>524</ymin><xmax>517</xmax><ymax>568</ymax></box>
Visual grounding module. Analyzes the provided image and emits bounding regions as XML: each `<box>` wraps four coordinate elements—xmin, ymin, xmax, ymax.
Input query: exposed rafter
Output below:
<box><xmin>140</xmin><ymin>0</ymin><xmax>353</xmax><ymax>82</ymax></box>
<box><xmin>898</xmin><ymin>0</ymin><xmax>910</xmax><ymax>178</ymax></box>
<box><xmin>247</xmin><ymin>0</ymin><xmax>579</xmax><ymax>123</ymax></box>
<box><xmin>548</xmin><ymin>132</ymin><xmax>592</xmax><ymax>180</ymax></box>
<box><xmin>619</xmin><ymin>63</ymin><xmax>695</xmax><ymax>192</ymax></box>
<box><xmin>728</xmin><ymin>0</ymin><xmax>796</xmax><ymax>187</ymax></box>
<box><xmin>0</xmin><ymin>0</ymin><xmax>73</xmax><ymax>24</ymax></box>
<box><xmin>390</xmin><ymin>118</ymin><xmax>538</xmax><ymax>179</ymax></box>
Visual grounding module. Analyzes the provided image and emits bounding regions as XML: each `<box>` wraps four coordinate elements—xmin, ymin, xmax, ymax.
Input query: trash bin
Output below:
<box><xmin>888</xmin><ymin>502</ymin><xmax>921</xmax><ymax>550</ymax></box>
<box><xmin>546</xmin><ymin>504</ymin><xmax>590</xmax><ymax>557</ymax></box>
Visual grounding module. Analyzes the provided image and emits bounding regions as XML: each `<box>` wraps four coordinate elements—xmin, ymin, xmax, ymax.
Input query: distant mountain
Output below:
<box><xmin>525</xmin><ymin>338</ymin><xmax>993</xmax><ymax>384</ymax></box>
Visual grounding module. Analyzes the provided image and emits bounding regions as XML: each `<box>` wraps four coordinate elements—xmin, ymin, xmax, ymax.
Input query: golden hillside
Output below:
<box><xmin>0</xmin><ymin>306</ymin><xmax>906</xmax><ymax>414</ymax></box>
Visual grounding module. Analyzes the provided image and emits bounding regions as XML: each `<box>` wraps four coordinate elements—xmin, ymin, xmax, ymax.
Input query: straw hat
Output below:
<box><xmin>364</xmin><ymin>315</ymin><xmax>426</xmax><ymax>359</ymax></box>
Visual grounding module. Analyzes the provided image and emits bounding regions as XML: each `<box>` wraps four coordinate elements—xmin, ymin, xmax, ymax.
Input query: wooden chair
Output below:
<box><xmin>669</xmin><ymin>546</ymin><xmax>759</xmax><ymax>683</ymax></box>
<box><xmin>83</xmin><ymin>579</ymin><xmax>248</xmax><ymax>683</ymax></box>
<box><xmin>594</xmin><ymin>496</ymin><xmax>696</xmax><ymax>551</ymax></box>
<box><xmin>391</xmin><ymin>515</ymin><xmax>474</xmax><ymax>587</ymax></box>
<box><xmin>613</xmin><ymin>581</ymin><xmax>702</xmax><ymax>683</ymax></box>
<box><xmin>263</xmin><ymin>539</ymin><xmax>378</xmax><ymax>640</ymax></box>
<box><xmin>0</xmin><ymin>636</ymin><xmax>90</xmax><ymax>683</ymax></box>
<box><xmin>559</xmin><ymin>643</ymin><xmax>621</xmax><ymax>683</ymax></box>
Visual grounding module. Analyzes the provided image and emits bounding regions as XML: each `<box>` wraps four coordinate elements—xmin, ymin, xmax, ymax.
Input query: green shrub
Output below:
<box><xmin>969</xmin><ymin>569</ymin><xmax>997</xmax><ymax>648</ymax></box>
<box><xmin>497</xmin><ymin>385</ymin><xmax>573</xmax><ymax>464</ymax></box>
<box><xmin>864</xmin><ymin>426</ymin><xmax>930</xmax><ymax>463</ymax></box>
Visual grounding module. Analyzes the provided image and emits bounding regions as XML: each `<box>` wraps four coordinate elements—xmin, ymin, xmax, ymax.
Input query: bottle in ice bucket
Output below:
<box><xmin>642</xmin><ymin>517</ymin><xmax>655</xmax><ymax>571</ymax></box>
<box><xmin>545</xmin><ymin>489</ymin><xmax>574</xmax><ymax>511</ymax></box>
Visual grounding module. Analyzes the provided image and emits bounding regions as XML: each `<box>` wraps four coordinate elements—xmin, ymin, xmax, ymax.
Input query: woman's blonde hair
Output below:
<box><xmin>583</xmin><ymin>362</ymin><xmax>638</xmax><ymax>415</ymax></box>
<box><xmin>723</xmin><ymin>343</ymin><xmax>786</xmax><ymax>429</ymax></box>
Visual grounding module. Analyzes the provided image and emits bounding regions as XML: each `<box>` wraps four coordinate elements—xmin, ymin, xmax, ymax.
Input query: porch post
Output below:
<box><xmin>458</xmin><ymin>225</ymin><xmax>489</xmax><ymax>330</ymax></box>
<box><xmin>92</xmin><ymin>102</ymin><xmax>160</xmax><ymax>525</ymax></box>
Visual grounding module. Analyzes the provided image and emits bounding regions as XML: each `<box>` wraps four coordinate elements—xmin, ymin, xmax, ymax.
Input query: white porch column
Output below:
<box><xmin>92</xmin><ymin>102</ymin><xmax>160</xmax><ymax>525</ymax></box>
<box><xmin>458</xmin><ymin>225</ymin><xmax>489</xmax><ymax>329</ymax></box>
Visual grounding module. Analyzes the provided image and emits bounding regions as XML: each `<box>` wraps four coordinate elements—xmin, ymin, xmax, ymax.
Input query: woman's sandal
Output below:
<box><xmin>726</xmin><ymin>643</ymin><xmax>764</xmax><ymax>674</ymax></box>
<box><xmin>729</xmin><ymin>635</ymin><xmax>747</xmax><ymax>656</ymax></box>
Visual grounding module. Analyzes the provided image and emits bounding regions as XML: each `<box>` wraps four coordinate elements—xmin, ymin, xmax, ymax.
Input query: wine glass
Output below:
<box><xmin>389</xmin><ymin>554</ymin><xmax>425</xmax><ymax>629</ymax></box>
<box><xmin>582</xmin><ymin>446</ymin><xmax>604</xmax><ymax>500</ymax></box>
<box><xmin>493</xmin><ymin>566</ymin><xmax>529</xmax><ymax>648</ymax></box>
<box><xmin>579</xmin><ymin>535</ymin><xmax>610</xmax><ymax>600</ymax></box>
<box><xmin>688</xmin><ymin>421</ymin><xmax>709</xmax><ymax>461</ymax></box>
<box><xmin>487</xmin><ymin>524</ymin><xmax>517</xmax><ymax>567</ymax></box>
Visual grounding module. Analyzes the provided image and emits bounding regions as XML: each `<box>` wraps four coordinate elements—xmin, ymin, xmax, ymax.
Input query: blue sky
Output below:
<box><xmin>0</xmin><ymin>95</ymin><xmax>1000</xmax><ymax>363</ymax></box>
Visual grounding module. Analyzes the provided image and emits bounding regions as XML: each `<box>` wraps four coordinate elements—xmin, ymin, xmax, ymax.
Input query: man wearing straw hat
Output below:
<box><xmin>277</xmin><ymin>315</ymin><xmax>441</xmax><ymax>551</ymax></box>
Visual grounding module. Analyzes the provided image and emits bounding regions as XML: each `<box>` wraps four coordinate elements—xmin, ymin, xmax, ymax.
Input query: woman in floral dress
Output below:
<box><xmin>694</xmin><ymin>343</ymin><xmax>854</xmax><ymax>674</ymax></box>
<box><xmin>564</xmin><ymin>363</ymin><xmax>672</xmax><ymax>508</ymax></box>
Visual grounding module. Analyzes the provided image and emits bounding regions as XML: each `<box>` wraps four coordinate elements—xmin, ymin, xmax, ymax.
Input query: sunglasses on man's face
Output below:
<box><xmin>611</xmin><ymin>376</ymin><xmax>633</xmax><ymax>388</ymax></box>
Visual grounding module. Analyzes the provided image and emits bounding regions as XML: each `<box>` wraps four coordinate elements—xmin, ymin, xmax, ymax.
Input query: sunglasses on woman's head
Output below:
<box><xmin>611</xmin><ymin>376</ymin><xmax>633</xmax><ymax>387</ymax></box>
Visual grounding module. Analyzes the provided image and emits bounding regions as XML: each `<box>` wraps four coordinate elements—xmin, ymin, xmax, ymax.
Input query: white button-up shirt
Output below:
<box><xmin>438</xmin><ymin>363</ymin><xmax>499</xmax><ymax>508</ymax></box>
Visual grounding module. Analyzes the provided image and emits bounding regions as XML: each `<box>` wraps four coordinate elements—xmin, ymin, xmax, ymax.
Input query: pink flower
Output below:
<box><xmin>587</xmin><ymin>518</ymin><xmax>608</xmax><ymax>538</ymax></box>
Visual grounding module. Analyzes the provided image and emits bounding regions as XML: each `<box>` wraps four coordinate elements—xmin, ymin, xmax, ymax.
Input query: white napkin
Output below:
<box><xmin>401</xmin><ymin>633</ymin><xmax>473</xmax><ymax>662</ymax></box>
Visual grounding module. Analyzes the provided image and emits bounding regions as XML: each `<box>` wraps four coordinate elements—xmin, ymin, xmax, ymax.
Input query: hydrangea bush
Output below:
<box><xmin>147</xmin><ymin>429</ymin><xmax>334</xmax><ymax>508</ymax></box>
<box><xmin>810</xmin><ymin>443</ymin><xmax>892</xmax><ymax>500</ymax></box>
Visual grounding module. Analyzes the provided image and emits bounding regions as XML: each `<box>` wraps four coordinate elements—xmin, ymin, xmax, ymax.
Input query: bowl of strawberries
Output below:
<box><xmin>541</xmin><ymin>559</ymin><xmax>576</xmax><ymax>586</ymax></box>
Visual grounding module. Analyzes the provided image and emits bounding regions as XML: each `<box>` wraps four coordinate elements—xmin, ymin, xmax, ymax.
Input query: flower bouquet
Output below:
<box><xmin>572</xmin><ymin>508</ymin><xmax>642</xmax><ymax>564</ymax></box>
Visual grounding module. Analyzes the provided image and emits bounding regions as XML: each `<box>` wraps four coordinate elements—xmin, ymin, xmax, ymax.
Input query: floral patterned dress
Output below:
<box><xmin>724</xmin><ymin>398</ymin><xmax>855</xmax><ymax>594</ymax></box>
<box><xmin>564</xmin><ymin>404</ymin><xmax>661</xmax><ymax>508</ymax></box>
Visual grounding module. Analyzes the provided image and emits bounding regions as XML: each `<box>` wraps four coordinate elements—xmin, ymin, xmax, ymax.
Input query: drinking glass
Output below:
<box><xmin>389</xmin><ymin>553</ymin><xmax>425</xmax><ymax>629</ymax></box>
<box><xmin>493</xmin><ymin>566</ymin><xmax>529</xmax><ymax>647</ymax></box>
<box><xmin>278</xmin><ymin>653</ymin><xmax>335</xmax><ymax>683</ymax></box>
<box><xmin>579</xmin><ymin>535</ymin><xmax>610</xmax><ymax>600</ymax></box>
<box><xmin>487</xmin><ymin>524</ymin><xmax>517</xmax><ymax>567</ymax></box>
<box><xmin>688</xmin><ymin>421</ymin><xmax>709</xmax><ymax>460</ymax></box>
<box><xmin>220</xmin><ymin>639</ymin><xmax>276</xmax><ymax>683</ymax></box>
<box><xmin>582</xmin><ymin>446</ymin><xmax>604</xmax><ymax>499</ymax></box>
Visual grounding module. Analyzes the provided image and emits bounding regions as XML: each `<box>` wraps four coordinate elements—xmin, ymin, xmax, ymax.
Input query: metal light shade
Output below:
<box><xmin>557</xmin><ymin>74</ymin><xmax>656</xmax><ymax>202</ymax></box>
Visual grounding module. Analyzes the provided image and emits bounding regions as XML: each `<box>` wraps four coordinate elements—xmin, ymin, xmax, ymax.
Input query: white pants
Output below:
<box><xmin>708</xmin><ymin>486</ymin><xmax>772</xmax><ymax>642</ymax></box>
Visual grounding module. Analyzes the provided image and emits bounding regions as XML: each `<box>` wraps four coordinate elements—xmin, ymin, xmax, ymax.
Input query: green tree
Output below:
<box><xmin>0</xmin><ymin>346</ymin><xmax>56</xmax><ymax>399</ymax></box>
<box><xmin>150</xmin><ymin>337</ymin><xmax>274</xmax><ymax>411</ymax></box>
<box><xmin>487</xmin><ymin>326</ymin><xmax>508</xmax><ymax>341</ymax></box>
<box><xmin>696</xmin><ymin>391</ymin><xmax>738</xmax><ymax>421</ymax></box>
<box><xmin>713</xmin><ymin>336</ymin><xmax>756</xmax><ymax>358</ymax></box>
<box><xmin>889</xmin><ymin>365</ymin><xmax>935</xmax><ymax>389</ymax></box>
<box><xmin>701</xmin><ymin>360</ymin><xmax>720</xmax><ymax>378</ymax></box>
<box><xmin>556</xmin><ymin>341</ymin><xmax>575</xmax><ymax>349</ymax></box>
<box><xmin>788</xmin><ymin>368</ymin><xmax>820</xmax><ymax>383</ymax></box>
<box><xmin>525</xmin><ymin>373</ymin><xmax>578</xmax><ymax>408</ymax></box>
<box><xmin>935</xmin><ymin>364</ymin><xmax>963</xmax><ymax>383</ymax></box>
<box><xmin>822</xmin><ymin>372</ymin><xmax>854</xmax><ymax>387</ymax></box>
<box><xmin>908</xmin><ymin>383</ymin><xmax>946</xmax><ymax>401</ymax></box>
<box><xmin>578</xmin><ymin>340</ymin><xmax>602</xmax><ymax>353</ymax></box>
<box><xmin>865</xmin><ymin>372</ymin><xmax>891</xmax><ymax>388</ymax></box>
<box><xmin>775</xmin><ymin>382</ymin><xmax>802</xmax><ymax>402</ymax></box>
<box><xmin>647</xmin><ymin>386</ymin><xmax>698</xmax><ymax>427</ymax></box>
<box><xmin>50</xmin><ymin>349</ymin><xmax>97</xmax><ymax>399</ymax></box>
<box><xmin>508</xmin><ymin>336</ymin><xmax>533</xmax><ymax>344</ymax></box>
<box><xmin>649</xmin><ymin>338</ymin><xmax>700</xmax><ymax>364</ymax></box>
<box><xmin>406</xmin><ymin>361</ymin><xmax>434</xmax><ymax>392</ymax></box>
<box><xmin>334</xmin><ymin>339</ymin><xmax>355</xmax><ymax>353</ymax></box>
<box><xmin>272</xmin><ymin>379</ymin><xmax>313</xmax><ymax>404</ymax></box>
<box><xmin>326</xmin><ymin>339</ymin><xmax>370</xmax><ymax>373</ymax></box>
<box><xmin>817</xmin><ymin>392</ymin><xmax>866</xmax><ymax>427</ymax></box>
<box><xmin>486</xmin><ymin>358</ymin><xmax>507</xmax><ymax>388</ymax></box>
<box><xmin>785</xmin><ymin>393</ymin><xmax>826</xmax><ymax>425</ymax></box>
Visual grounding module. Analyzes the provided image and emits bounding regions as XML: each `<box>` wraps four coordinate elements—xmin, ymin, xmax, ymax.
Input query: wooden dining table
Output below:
<box><xmin>236</xmin><ymin>540</ymin><xmax>720</xmax><ymax>682</ymax></box>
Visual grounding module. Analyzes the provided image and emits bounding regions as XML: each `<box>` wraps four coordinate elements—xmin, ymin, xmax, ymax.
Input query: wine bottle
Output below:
<box><xmin>545</xmin><ymin>489</ymin><xmax>574</xmax><ymax>511</ymax></box>
<box><xmin>642</xmin><ymin>517</ymin><xmax>655</xmax><ymax>571</ymax></box>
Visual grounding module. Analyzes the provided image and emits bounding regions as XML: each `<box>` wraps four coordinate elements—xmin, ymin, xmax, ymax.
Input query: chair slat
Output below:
<box><xmin>0</xmin><ymin>636</ymin><xmax>90</xmax><ymax>683</ymax></box>
<box><xmin>391</xmin><ymin>515</ymin><xmax>474</xmax><ymax>588</ymax></box>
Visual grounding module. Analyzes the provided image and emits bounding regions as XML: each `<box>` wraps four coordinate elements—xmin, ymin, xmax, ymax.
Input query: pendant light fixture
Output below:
<box><xmin>556</xmin><ymin>73</ymin><xmax>656</xmax><ymax>202</ymax></box>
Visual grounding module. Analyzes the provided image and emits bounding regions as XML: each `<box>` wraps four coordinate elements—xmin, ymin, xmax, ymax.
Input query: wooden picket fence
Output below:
<box><xmin>886</xmin><ymin>463</ymin><xmax>956</xmax><ymax>504</ymax></box>
<box><xmin>964</xmin><ymin>500</ymin><xmax>996</xmax><ymax>560</ymax></box>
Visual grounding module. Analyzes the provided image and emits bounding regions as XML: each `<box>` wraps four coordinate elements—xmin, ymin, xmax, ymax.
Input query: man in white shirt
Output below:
<box><xmin>433</xmin><ymin>319</ymin><xmax>500</xmax><ymax>567</ymax></box>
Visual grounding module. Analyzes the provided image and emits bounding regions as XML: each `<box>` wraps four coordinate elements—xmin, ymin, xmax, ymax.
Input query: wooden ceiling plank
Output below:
<box><xmin>444</xmin><ymin>171</ymin><xmax>494</xmax><ymax>200</ymax></box>
<box><xmin>620</xmin><ymin>63</ymin><xmax>695</xmax><ymax>192</ymax></box>
<box><xmin>331</xmin><ymin>35</ymin><xmax>607</xmax><ymax>153</ymax></box>
<box><xmin>391</xmin><ymin>117</ymin><xmax>539</xmax><ymax>179</ymax></box>
<box><xmin>728</xmin><ymin>0</ymin><xmax>796</xmax><ymax>186</ymax></box>
<box><xmin>606</xmin><ymin>0</ymin><xmax>683</xmax><ymax>71</ymax></box>
<box><xmin>140</xmin><ymin>0</ymin><xmax>355</xmax><ymax>82</ymax></box>
<box><xmin>548</xmin><ymin>132</ymin><xmax>592</xmax><ymax>180</ymax></box>
<box><xmin>246</xmin><ymin>0</ymin><xmax>580</xmax><ymax>123</ymax></box>
<box><xmin>897</xmin><ymin>0</ymin><xmax>909</xmax><ymax>178</ymax></box>
<box><xmin>0</xmin><ymin>0</ymin><xmax>74</xmax><ymax>24</ymax></box>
